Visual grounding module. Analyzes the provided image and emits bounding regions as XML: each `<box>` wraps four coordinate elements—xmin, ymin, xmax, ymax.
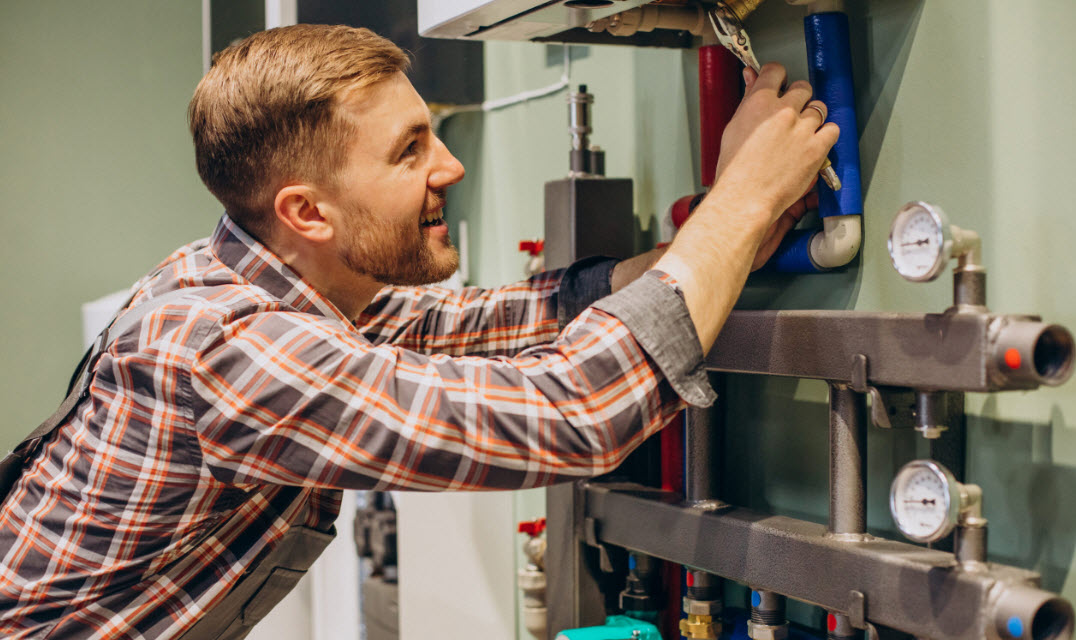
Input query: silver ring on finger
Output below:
<box><xmin>804</xmin><ymin>103</ymin><xmax>827</xmax><ymax>129</ymax></box>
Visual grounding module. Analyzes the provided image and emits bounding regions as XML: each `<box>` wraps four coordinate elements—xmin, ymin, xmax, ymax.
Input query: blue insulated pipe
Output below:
<box><xmin>805</xmin><ymin>11</ymin><xmax>862</xmax><ymax>220</ymax></box>
<box><xmin>770</xmin><ymin>9</ymin><xmax>863</xmax><ymax>273</ymax></box>
<box><xmin>773</xmin><ymin>229</ymin><xmax>817</xmax><ymax>273</ymax></box>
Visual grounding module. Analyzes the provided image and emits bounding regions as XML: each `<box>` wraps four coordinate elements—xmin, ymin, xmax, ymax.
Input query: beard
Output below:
<box><xmin>336</xmin><ymin>192</ymin><xmax>460</xmax><ymax>286</ymax></box>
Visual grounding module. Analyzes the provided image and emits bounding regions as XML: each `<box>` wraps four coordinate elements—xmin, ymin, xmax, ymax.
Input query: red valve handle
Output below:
<box><xmin>518</xmin><ymin>240</ymin><xmax>545</xmax><ymax>256</ymax></box>
<box><xmin>517</xmin><ymin>517</ymin><xmax>547</xmax><ymax>537</ymax></box>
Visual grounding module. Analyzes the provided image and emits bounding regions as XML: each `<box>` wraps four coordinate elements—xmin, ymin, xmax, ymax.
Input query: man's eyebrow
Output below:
<box><xmin>389</xmin><ymin>121</ymin><xmax>430</xmax><ymax>159</ymax></box>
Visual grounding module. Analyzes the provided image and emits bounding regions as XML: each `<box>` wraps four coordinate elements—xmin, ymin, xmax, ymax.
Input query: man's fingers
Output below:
<box><xmin>748</xmin><ymin>62</ymin><xmax>788</xmax><ymax>95</ymax></box>
<box><xmin>782</xmin><ymin>80</ymin><xmax>813</xmax><ymax>110</ymax></box>
<box><xmin>818</xmin><ymin>121</ymin><xmax>841</xmax><ymax>147</ymax></box>
<box><xmin>743</xmin><ymin>66</ymin><xmax>758</xmax><ymax>91</ymax></box>
<box><xmin>801</xmin><ymin>100</ymin><xmax>828</xmax><ymax>130</ymax></box>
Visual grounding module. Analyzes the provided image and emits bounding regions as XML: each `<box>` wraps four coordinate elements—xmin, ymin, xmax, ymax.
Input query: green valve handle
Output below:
<box><xmin>554</xmin><ymin>615</ymin><xmax>663</xmax><ymax>640</ymax></box>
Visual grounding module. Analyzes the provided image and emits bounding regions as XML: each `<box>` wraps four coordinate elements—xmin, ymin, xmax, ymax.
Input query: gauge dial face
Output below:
<box><xmin>889</xmin><ymin>460</ymin><xmax>960</xmax><ymax>543</ymax></box>
<box><xmin>887</xmin><ymin>203</ymin><xmax>949</xmax><ymax>281</ymax></box>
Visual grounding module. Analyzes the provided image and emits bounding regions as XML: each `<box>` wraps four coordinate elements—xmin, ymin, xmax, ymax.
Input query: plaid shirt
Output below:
<box><xmin>0</xmin><ymin>215</ymin><xmax>711</xmax><ymax>638</ymax></box>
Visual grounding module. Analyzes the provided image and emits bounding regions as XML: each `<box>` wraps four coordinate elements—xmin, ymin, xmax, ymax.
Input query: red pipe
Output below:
<box><xmin>698</xmin><ymin>45</ymin><xmax>742</xmax><ymax>187</ymax></box>
<box><xmin>659</xmin><ymin>413</ymin><xmax>684</xmax><ymax>640</ymax></box>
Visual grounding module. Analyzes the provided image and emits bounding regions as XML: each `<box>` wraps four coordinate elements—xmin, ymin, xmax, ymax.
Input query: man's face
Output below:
<box><xmin>330</xmin><ymin>72</ymin><xmax>464</xmax><ymax>286</ymax></box>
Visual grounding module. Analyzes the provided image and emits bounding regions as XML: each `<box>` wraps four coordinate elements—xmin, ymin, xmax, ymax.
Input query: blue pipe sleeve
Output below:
<box><xmin>805</xmin><ymin>12</ymin><xmax>863</xmax><ymax>219</ymax></box>
<box><xmin>772</xmin><ymin>229</ymin><xmax>823</xmax><ymax>273</ymax></box>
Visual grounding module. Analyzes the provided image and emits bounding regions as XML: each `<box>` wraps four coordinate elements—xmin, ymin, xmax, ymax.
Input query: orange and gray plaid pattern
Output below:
<box><xmin>0</xmin><ymin>216</ymin><xmax>688</xmax><ymax>638</ymax></box>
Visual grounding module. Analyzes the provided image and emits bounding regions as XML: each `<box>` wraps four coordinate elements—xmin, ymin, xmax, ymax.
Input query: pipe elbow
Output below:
<box><xmin>809</xmin><ymin>214</ymin><xmax>861</xmax><ymax>269</ymax></box>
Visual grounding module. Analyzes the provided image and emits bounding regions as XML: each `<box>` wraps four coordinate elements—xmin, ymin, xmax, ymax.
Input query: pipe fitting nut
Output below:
<box><xmin>682</xmin><ymin>597</ymin><xmax>723</xmax><ymax>616</ymax></box>
<box><xmin>747</xmin><ymin>621</ymin><xmax>789</xmax><ymax>640</ymax></box>
<box><xmin>680</xmin><ymin>614</ymin><xmax>720</xmax><ymax>639</ymax></box>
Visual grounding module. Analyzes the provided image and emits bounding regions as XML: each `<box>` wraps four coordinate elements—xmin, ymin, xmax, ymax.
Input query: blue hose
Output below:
<box><xmin>805</xmin><ymin>11</ymin><xmax>863</xmax><ymax>219</ymax></box>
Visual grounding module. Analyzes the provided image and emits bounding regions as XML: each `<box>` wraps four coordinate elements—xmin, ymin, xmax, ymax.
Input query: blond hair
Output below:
<box><xmin>188</xmin><ymin>24</ymin><xmax>410</xmax><ymax>240</ymax></box>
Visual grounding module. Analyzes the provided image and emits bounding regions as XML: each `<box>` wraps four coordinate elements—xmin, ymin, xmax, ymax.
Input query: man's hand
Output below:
<box><xmin>653</xmin><ymin>63</ymin><xmax>839</xmax><ymax>352</ymax></box>
<box><xmin>710</xmin><ymin>64</ymin><xmax>836</xmax><ymax>221</ymax></box>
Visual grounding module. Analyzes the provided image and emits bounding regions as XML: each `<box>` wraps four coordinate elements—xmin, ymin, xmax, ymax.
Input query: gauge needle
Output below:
<box><xmin>902</xmin><ymin>239</ymin><xmax>930</xmax><ymax>247</ymax></box>
<box><xmin>904</xmin><ymin>498</ymin><xmax>936</xmax><ymax>505</ymax></box>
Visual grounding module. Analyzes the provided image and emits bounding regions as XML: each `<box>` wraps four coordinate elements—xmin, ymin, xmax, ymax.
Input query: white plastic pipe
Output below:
<box><xmin>809</xmin><ymin>214</ymin><xmax>862</xmax><ymax>269</ymax></box>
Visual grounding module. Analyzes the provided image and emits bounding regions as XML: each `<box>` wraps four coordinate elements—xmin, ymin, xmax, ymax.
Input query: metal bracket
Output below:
<box><xmin>584</xmin><ymin>516</ymin><xmax>615</xmax><ymax>573</ymax></box>
<box><xmin>850</xmin><ymin>354</ymin><xmax>870</xmax><ymax>393</ymax></box>
<box><xmin>848</xmin><ymin>590</ymin><xmax>867</xmax><ymax>629</ymax></box>
<box><xmin>850</xmin><ymin>354</ymin><xmax>917</xmax><ymax>430</ymax></box>
<box><xmin>868</xmin><ymin>387</ymin><xmax>917</xmax><ymax>430</ymax></box>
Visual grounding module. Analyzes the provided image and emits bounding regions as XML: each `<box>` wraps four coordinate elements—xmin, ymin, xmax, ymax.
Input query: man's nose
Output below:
<box><xmin>429</xmin><ymin>137</ymin><xmax>465</xmax><ymax>188</ymax></box>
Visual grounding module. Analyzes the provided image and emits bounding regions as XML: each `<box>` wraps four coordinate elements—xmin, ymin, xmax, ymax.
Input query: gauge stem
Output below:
<box><xmin>952</xmin><ymin>226</ymin><xmax>986</xmax><ymax>309</ymax></box>
<box><xmin>954</xmin><ymin>483</ymin><xmax>987</xmax><ymax>568</ymax></box>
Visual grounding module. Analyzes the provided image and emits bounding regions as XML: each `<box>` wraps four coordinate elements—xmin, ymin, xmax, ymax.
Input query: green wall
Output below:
<box><xmin>0</xmin><ymin>0</ymin><xmax>219</xmax><ymax>452</ymax></box>
<box><xmin>438</xmin><ymin>0</ymin><xmax>1076</xmax><ymax>631</ymax></box>
<box><xmin>3</xmin><ymin>0</ymin><xmax>1074</xmax><ymax>632</ymax></box>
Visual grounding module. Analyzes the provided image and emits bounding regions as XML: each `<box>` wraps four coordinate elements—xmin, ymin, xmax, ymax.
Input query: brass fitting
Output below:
<box><xmin>680</xmin><ymin>613</ymin><xmax>720</xmax><ymax>639</ymax></box>
<box><xmin>723</xmin><ymin>0</ymin><xmax>765</xmax><ymax>23</ymax></box>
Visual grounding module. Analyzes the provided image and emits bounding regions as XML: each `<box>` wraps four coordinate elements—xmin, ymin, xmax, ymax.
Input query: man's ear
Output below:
<box><xmin>273</xmin><ymin>185</ymin><xmax>334</xmax><ymax>243</ymax></box>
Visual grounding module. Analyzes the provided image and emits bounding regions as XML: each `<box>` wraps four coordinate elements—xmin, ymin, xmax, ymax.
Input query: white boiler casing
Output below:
<box><xmin>417</xmin><ymin>0</ymin><xmax>656</xmax><ymax>41</ymax></box>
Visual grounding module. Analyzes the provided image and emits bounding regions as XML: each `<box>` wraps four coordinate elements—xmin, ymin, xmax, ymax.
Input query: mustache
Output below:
<box><xmin>426</xmin><ymin>189</ymin><xmax>447</xmax><ymax>212</ymax></box>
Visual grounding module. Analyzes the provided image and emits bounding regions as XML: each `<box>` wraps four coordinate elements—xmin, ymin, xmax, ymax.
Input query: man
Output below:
<box><xmin>0</xmin><ymin>24</ymin><xmax>836</xmax><ymax>639</ymax></box>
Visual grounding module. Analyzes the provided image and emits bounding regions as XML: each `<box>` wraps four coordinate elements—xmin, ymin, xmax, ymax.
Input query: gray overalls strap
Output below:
<box><xmin>0</xmin><ymin>286</ymin><xmax>213</xmax><ymax>502</ymax></box>
<box><xmin>0</xmin><ymin>286</ymin><xmax>336</xmax><ymax>640</ymax></box>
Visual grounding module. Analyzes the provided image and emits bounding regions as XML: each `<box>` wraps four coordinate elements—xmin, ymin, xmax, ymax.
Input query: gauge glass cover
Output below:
<box><xmin>889</xmin><ymin>460</ymin><xmax>960</xmax><ymax>543</ymax></box>
<box><xmin>888</xmin><ymin>203</ymin><xmax>949</xmax><ymax>281</ymax></box>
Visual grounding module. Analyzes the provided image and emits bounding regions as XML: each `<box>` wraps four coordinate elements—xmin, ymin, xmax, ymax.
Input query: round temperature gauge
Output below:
<box><xmin>889</xmin><ymin>460</ymin><xmax>962</xmax><ymax>543</ymax></box>
<box><xmin>887</xmin><ymin>202</ymin><xmax>952</xmax><ymax>281</ymax></box>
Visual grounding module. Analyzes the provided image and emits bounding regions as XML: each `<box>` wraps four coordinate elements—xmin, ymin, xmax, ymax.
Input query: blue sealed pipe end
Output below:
<box><xmin>554</xmin><ymin>615</ymin><xmax>663</xmax><ymax>640</ymax></box>
<box><xmin>771</xmin><ymin>229</ymin><xmax>824</xmax><ymax>273</ymax></box>
<box><xmin>805</xmin><ymin>11</ymin><xmax>863</xmax><ymax>219</ymax></box>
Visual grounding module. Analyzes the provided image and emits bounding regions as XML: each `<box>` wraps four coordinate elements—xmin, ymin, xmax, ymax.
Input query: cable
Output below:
<box><xmin>432</xmin><ymin>46</ymin><xmax>572</xmax><ymax>130</ymax></box>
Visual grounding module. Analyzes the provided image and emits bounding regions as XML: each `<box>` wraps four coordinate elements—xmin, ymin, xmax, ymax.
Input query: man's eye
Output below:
<box><xmin>401</xmin><ymin>140</ymin><xmax>419</xmax><ymax>158</ymax></box>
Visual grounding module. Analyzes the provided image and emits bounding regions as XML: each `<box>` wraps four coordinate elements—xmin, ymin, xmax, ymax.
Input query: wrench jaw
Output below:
<box><xmin>708</xmin><ymin>4</ymin><xmax>761</xmax><ymax>72</ymax></box>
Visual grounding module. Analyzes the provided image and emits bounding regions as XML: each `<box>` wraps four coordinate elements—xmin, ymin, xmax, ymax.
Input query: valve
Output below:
<box><xmin>519</xmin><ymin>240</ymin><xmax>545</xmax><ymax>277</ymax></box>
<box><xmin>517</xmin><ymin>518</ymin><xmax>548</xmax><ymax>639</ymax></box>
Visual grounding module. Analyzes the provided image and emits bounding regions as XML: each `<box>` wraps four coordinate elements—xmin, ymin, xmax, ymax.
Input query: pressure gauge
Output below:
<box><xmin>889</xmin><ymin>460</ymin><xmax>962</xmax><ymax>543</ymax></box>
<box><xmin>887</xmin><ymin>202</ymin><xmax>952</xmax><ymax>282</ymax></box>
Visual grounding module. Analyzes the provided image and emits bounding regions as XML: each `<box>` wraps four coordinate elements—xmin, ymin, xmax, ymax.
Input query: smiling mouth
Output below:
<box><xmin>421</xmin><ymin>209</ymin><xmax>445</xmax><ymax>227</ymax></box>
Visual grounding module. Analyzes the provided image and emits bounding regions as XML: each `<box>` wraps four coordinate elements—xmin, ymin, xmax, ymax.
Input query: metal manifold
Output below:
<box><xmin>547</xmin><ymin>304</ymin><xmax>1076</xmax><ymax>640</ymax></box>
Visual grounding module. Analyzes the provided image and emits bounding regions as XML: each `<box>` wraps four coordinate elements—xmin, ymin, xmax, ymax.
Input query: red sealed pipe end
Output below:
<box><xmin>698</xmin><ymin>45</ymin><xmax>742</xmax><ymax>187</ymax></box>
<box><xmin>670</xmin><ymin>195</ymin><xmax>697</xmax><ymax>229</ymax></box>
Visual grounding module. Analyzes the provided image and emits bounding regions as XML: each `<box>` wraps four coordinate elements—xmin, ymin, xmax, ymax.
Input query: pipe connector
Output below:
<box><xmin>786</xmin><ymin>0</ymin><xmax>846</xmax><ymax>13</ymax></box>
<box><xmin>989</xmin><ymin>318</ymin><xmax>1076</xmax><ymax>389</ymax></box>
<box><xmin>826</xmin><ymin>612</ymin><xmax>858</xmax><ymax>640</ymax></box>
<box><xmin>990</xmin><ymin>584</ymin><xmax>1075</xmax><ymax>640</ymax></box>
<box><xmin>586</xmin><ymin>4</ymin><xmax>707</xmax><ymax>37</ymax></box>
<box><xmin>809</xmin><ymin>214</ymin><xmax>862</xmax><ymax>269</ymax></box>
<box><xmin>681</xmin><ymin>613</ymin><xmax>720</xmax><ymax>639</ymax></box>
<box><xmin>750</xmin><ymin>590</ymin><xmax>789</xmax><ymax>640</ymax></box>
<box><xmin>723</xmin><ymin>0</ymin><xmax>766</xmax><ymax>24</ymax></box>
